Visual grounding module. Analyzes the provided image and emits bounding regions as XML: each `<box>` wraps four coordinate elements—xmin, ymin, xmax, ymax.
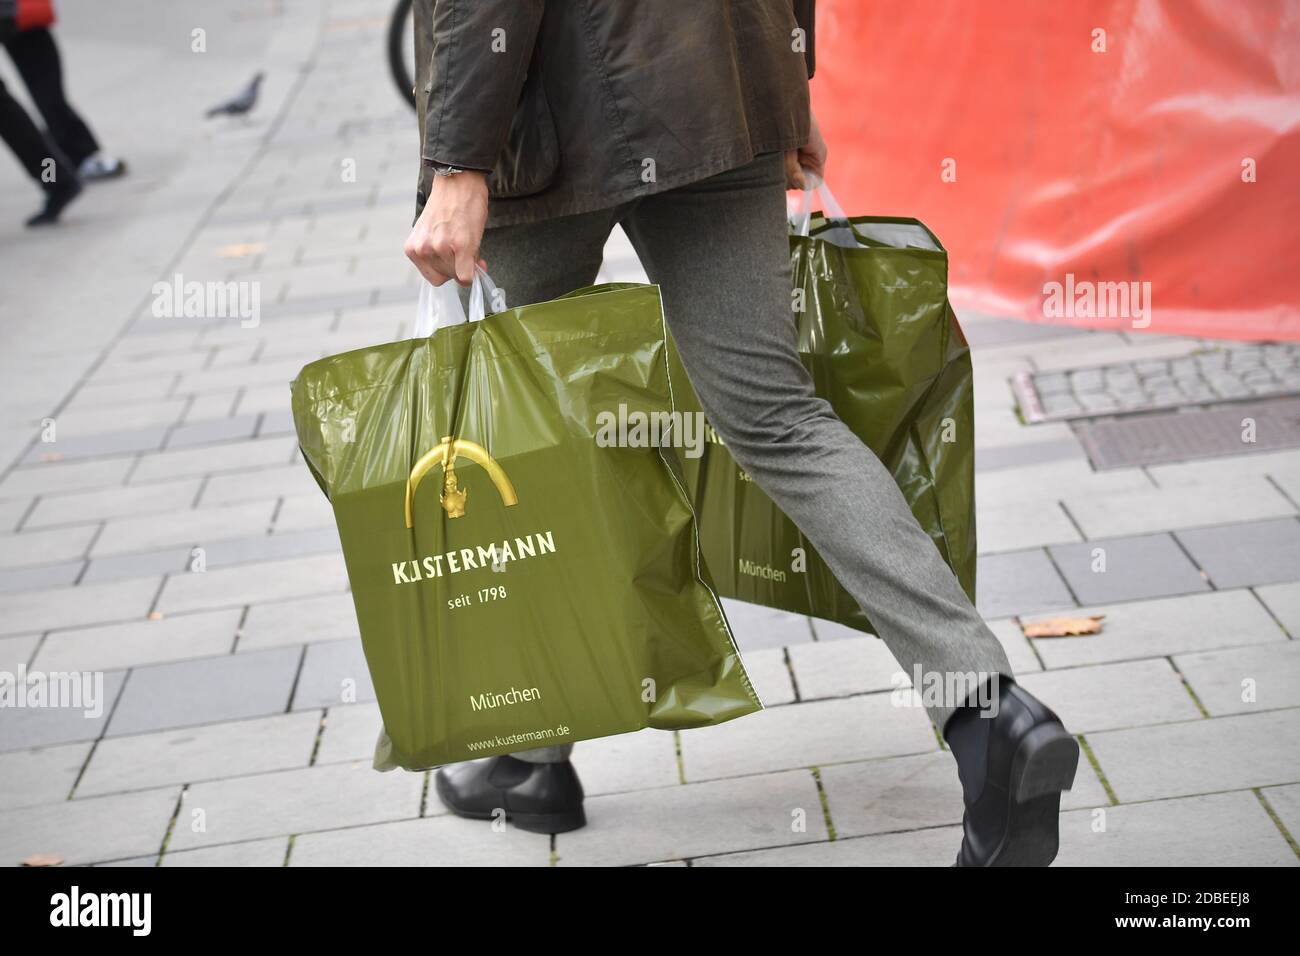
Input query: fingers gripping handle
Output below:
<box><xmin>791</xmin><ymin>171</ymin><xmax>850</xmax><ymax>237</ymax></box>
<box><xmin>412</xmin><ymin>266</ymin><xmax>504</xmax><ymax>338</ymax></box>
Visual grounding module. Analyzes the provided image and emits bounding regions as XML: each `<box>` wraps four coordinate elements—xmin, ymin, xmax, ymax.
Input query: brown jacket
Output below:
<box><xmin>414</xmin><ymin>0</ymin><xmax>815</xmax><ymax>227</ymax></box>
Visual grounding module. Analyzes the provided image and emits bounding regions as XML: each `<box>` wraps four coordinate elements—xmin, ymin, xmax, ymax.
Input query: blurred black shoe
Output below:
<box><xmin>26</xmin><ymin>175</ymin><xmax>83</xmax><ymax>227</ymax></box>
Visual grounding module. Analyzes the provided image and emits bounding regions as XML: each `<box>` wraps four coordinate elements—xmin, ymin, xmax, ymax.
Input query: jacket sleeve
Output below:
<box><xmin>793</xmin><ymin>0</ymin><xmax>816</xmax><ymax>79</ymax></box>
<box><xmin>422</xmin><ymin>0</ymin><xmax>544</xmax><ymax>171</ymax></box>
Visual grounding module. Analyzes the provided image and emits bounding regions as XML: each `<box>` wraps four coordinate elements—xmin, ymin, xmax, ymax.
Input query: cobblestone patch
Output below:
<box><xmin>1014</xmin><ymin>344</ymin><xmax>1300</xmax><ymax>423</ymax></box>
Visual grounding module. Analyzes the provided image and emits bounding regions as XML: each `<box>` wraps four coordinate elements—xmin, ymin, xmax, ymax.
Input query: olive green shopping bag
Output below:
<box><xmin>670</xmin><ymin>183</ymin><xmax>977</xmax><ymax>634</ymax></box>
<box><xmin>292</xmin><ymin>277</ymin><xmax>758</xmax><ymax>771</ymax></box>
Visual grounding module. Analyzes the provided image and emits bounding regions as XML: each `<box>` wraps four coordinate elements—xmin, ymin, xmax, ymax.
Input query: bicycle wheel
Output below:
<box><xmin>387</xmin><ymin>0</ymin><xmax>416</xmax><ymax>109</ymax></box>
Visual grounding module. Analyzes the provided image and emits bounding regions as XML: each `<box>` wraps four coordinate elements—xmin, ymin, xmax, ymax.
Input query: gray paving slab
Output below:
<box><xmin>183</xmin><ymin>393</ymin><xmax>240</xmax><ymax>423</ymax></box>
<box><xmin>24</xmin><ymin>478</ymin><xmax>203</xmax><ymax>529</ymax></box>
<box><xmin>974</xmin><ymin>437</ymin><xmax>1087</xmax><ymax>471</ymax></box>
<box><xmin>1055</xmin><ymin>791</ymin><xmax>1296</xmax><ymax>866</ymax></box>
<box><xmin>692</xmin><ymin>826</ymin><xmax>961</xmax><ymax>866</ymax></box>
<box><xmin>0</xmin><ymin>457</ymin><xmax>134</xmax><ymax>499</ymax></box>
<box><xmin>156</xmin><ymin>553</ymin><xmax>348</xmax><ymax>614</ymax></box>
<box><xmin>176</xmin><ymin>359</ymin><xmax>319</xmax><ymax>397</ymax></box>
<box><xmin>1086</xmin><ymin>709</ymin><xmax>1300</xmax><ymax>802</ymax></box>
<box><xmin>129</xmin><ymin>436</ymin><xmax>296</xmax><ymax>484</ymax></box>
<box><xmin>162</xmin><ymin>837</ymin><xmax>289</xmax><ymax>867</ymax></box>
<box><xmin>93</xmin><ymin>854</ymin><xmax>159</xmax><ymax>867</ymax></box>
<box><xmin>1173</xmin><ymin>642</ymin><xmax>1300</xmax><ymax>716</ymax></box>
<box><xmin>820</xmin><ymin>749</ymin><xmax>1108</xmax><ymax>840</ymax></box>
<box><xmin>204</xmin><ymin>525</ymin><xmax>339</xmax><ymax>570</ymax></box>
<box><xmin>0</xmin><ymin>786</ymin><xmax>180</xmax><ymax>867</ymax></box>
<box><xmin>80</xmin><ymin>710</ymin><xmax>320</xmax><ymax>797</ymax></box>
<box><xmin>740</xmin><ymin>646</ymin><xmax>795</xmax><ymax>706</ymax></box>
<box><xmin>1028</xmin><ymin>589</ymin><xmax>1287</xmax><ymax>669</ymax></box>
<box><xmin>1047</xmin><ymin>533</ymin><xmax>1210</xmax><ymax>605</ymax></box>
<box><xmin>555</xmin><ymin>768</ymin><xmax>827</xmax><ymax>866</ymax></box>
<box><xmin>55</xmin><ymin>398</ymin><xmax>189</xmax><ymax>437</ymax></box>
<box><xmin>272</xmin><ymin>493</ymin><xmax>334</xmax><ymax>531</ymax></box>
<box><xmin>0</xmin><ymin>741</ymin><xmax>91</xmax><ymax>810</ymax></box>
<box><xmin>987</xmin><ymin>619</ymin><xmax>1043</xmax><ymax>674</ymax></box>
<box><xmin>0</xmin><ymin>524</ymin><xmax>96</xmax><ymax>570</ymax></box>
<box><xmin>166</xmin><ymin>414</ymin><xmax>261</xmax><ymax>449</ymax></box>
<box><xmin>1255</xmin><ymin>581</ymin><xmax>1300</xmax><ymax>637</ymax></box>
<box><xmin>258</xmin><ymin>408</ymin><xmax>297</xmax><ymax>436</ymax></box>
<box><xmin>314</xmin><ymin>702</ymin><xmax>384</xmax><ymax>765</ymax></box>
<box><xmin>232</xmin><ymin>576</ymin><xmax>354</xmax><ymax>653</ymax></box>
<box><xmin>91</xmin><ymin>500</ymin><xmax>277</xmax><ymax>557</ymax></box>
<box><xmin>0</xmin><ymin>633</ymin><xmax>39</xmax><ymax>671</ymax></box>
<box><xmin>786</xmin><ymin>634</ymin><xmax>908</xmax><ymax>699</ymax></box>
<box><xmin>1016</xmin><ymin>658</ymin><xmax>1202</xmax><ymax>733</ymax></box>
<box><xmin>291</xmin><ymin>638</ymin><xmax>375</xmax><ymax>709</ymax></box>
<box><xmin>290</xmin><ymin>813</ymin><xmax>552</xmax><ymax>866</ymax></box>
<box><xmin>80</xmin><ymin>547</ymin><xmax>192</xmax><ymax>584</ymax></box>
<box><xmin>976</xmin><ymin>497</ymin><xmax>1082</xmax><ymax>553</ymax></box>
<box><xmin>199</xmin><ymin>463</ymin><xmax>322</xmax><ymax>505</ymax></box>
<box><xmin>0</xmin><ymin>497</ymin><xmax>31</xmax><ymax>533</ymax></box>
<box><xmin>20</xmin><ymin>426</ymin><xmax>167</xmax><ymax>464</ymax></box>
<box><xmin>1176</xmin><ymin>518</ymin><xmax>1300</xmax><ymax>589</ymax></box>
<box><xmin>1062</xmin><ymin>477</ymin><xmax>1296</xmax><ymax>538</ymax></box>
<box><xmin>36</xmin><ymin>608</ymin><xmax>241</xmax><ymax>676</ymax></box>
<box><xmin>0</xmin><ymin>560</ymin><xmax>84</xmax><ymax>594</ymax></box>
<box><xmin>679</xmin><ymin>694</ymin><xmax>938</xmax><ymax>782</ymax></box>
<box><xmin>1261</xmin><ymin>783</ymin><xmax>1300</xmax><ymax>842</ymax></box>
<box><xmin>976</xmin><ymin>549</ymin><xmax>1076</xmax><ymax>619</ymax></box>
<box><xmin>570</xmin><ymin>727</ymin><xmax>682</xmax><ymax>796</ymax></box>
<box><xmin>719</xmin><ymin>599</ymin><xmax>813</xmax><ymax>651</ymax></box>
<box><xmin>0</xmin><ymin>671</ymin><xmax>125</xmax><ymax>752</ymax></box>
<box><xmin>106</xmin><ymin>646</ymin><xmax>302</xmax><ymax>737</ymax></box>
<box><xmin>168</xmin><ymin>761</ymin><xmax>424</xmax><ymax>851</ymax></box>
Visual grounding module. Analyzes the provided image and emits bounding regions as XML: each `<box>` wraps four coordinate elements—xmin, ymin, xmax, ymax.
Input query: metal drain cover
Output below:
<box><xmin>1075</xmin><ymin>397</ymin><xmax>1300</xmax><ymax>470</ymax></box>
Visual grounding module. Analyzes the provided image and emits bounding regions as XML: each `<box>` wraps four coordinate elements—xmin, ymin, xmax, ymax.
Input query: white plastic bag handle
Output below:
<box><xmin>412</xmin><ymin>266</ymin><xmax>504</xmax><ymax>338</ymax></box>
<box><xmin>790</xmin><ymin>171</ymin><xmax>851</xmax><ymax>237</ymax></box>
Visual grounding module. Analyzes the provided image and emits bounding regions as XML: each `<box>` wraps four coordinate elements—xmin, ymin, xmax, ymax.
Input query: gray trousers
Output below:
<box><xmin>479</xmin><ymin>152</ymin><xmax>1011</xmax><ymax>764</ymax></box>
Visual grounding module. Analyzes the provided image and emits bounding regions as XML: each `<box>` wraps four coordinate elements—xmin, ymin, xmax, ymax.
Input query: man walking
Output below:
<box><xmin>405</xmin><ymin>0</ymin><xmax>1080</xmax><ymax>866</ymax></box>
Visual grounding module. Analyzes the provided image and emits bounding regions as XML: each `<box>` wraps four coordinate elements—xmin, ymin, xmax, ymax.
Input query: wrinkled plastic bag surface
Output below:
<box><xmin>669</xmin><ymin>204</ymin><xmax>976</xmax><ymax>633</ymax></box>
<box><xmin>291</xmin><ymin>283</ymin><xmax>759</xmax><ymax>771</ymax></box>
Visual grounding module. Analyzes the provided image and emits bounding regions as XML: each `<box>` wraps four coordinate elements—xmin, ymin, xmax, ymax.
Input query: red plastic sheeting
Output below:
<box><xmin>811</xmin><ymin>0</ymin><xmax>1300</xmax><ymax>340</ymax></box>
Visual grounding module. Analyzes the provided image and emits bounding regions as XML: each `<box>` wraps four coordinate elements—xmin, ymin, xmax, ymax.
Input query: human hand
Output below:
<box><xmin>784</xmin><ymin>110</ymin><xmax>827</xmax><ymax>190</ymax></box>
<box><xmin>404</xmin><ymin>170</ymin><xmax>489</xmax><ymax>287</ymax></box>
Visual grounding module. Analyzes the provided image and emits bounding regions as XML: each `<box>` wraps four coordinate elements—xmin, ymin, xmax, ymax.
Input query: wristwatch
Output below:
<box><xmin>428</xmin><ymin>161</ymin><xmax>468</xmax><ymax>177</ymax></box>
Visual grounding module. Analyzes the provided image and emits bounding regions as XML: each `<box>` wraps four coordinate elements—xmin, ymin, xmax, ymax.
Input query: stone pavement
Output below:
<box><xmin>0</xmin><ymin>1</ymin><xmax>1297</xmax><ymax>868</ymax></box>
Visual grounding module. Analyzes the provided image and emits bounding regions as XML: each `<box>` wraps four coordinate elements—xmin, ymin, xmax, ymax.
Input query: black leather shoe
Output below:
<box><xmin>945</xmin><ymin>676</ymin><xmax>1079</xmax><ymax>866</ymax></box>
<box><xmin>435</xmin><ymin>755</ymin><xmax>586</xmax><ymax>833</ymax></box>
<box><xmin>26</xmin><ymin>176</ymin><xmax>83</xmax><ymax>227</ymax></box>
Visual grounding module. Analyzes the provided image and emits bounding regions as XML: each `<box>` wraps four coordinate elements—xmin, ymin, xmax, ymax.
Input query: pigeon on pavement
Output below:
<box><xmin>205</xmin><ymin>73</ymin><xmax>264</xmax><ymax>119</ymax></box>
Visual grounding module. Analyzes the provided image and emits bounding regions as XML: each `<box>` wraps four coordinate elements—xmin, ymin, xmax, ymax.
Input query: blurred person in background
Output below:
<box><xmin>3</xmin><ymin>0</ymin><xmax>127</xmax><ymax>182</ymax></box>
<box><xmin>0</xmin><ymin>0</ymin><xmax>80</xmax><ymax>225</ymax></box>
<box><xmin>405</xmin><ymin>0</ymin><xmax>1081</xmax><ymax>867</ymax></box>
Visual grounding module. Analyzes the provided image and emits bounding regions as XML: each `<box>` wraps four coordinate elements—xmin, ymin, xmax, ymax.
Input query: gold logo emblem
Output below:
<box><xmin>405</xmin><ymin>437</ymin><xmax>518</xmax><ymax>527</ymax></box>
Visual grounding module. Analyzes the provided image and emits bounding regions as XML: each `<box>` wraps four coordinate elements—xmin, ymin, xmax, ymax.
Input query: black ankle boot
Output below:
<box><xmin>435</xmin><ymin>755</ymin><xmax>586</xmax><ymax>834</ymax></box>
<box><xmin>26</xmin><ymin>176</ymin><xmax>83</xmax><ymax>227</ymax></box>
<box><xmin>944</xmin><ymin>676</ymin><xmax>1079</xmax><ymax>866</ymax></box>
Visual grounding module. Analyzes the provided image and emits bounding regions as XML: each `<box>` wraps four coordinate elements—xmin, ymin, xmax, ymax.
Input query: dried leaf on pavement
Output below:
<box><xmin>1021</xmin><ymin>615</ymin><xmax>1105</xmax><ymax>638</ymax></box>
